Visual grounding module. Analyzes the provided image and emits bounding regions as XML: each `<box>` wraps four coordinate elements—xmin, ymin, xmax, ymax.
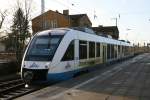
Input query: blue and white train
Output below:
<box><xmin>21</xmin><ymin>28</ymin><xmax>134</xmax><ymax>83</ymax></box>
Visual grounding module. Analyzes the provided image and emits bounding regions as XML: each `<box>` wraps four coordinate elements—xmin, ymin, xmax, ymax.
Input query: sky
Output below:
<box><xmin>0</xmin><ymin>0</ymin><xmax>150</xmax><ymax>45</ymax></box>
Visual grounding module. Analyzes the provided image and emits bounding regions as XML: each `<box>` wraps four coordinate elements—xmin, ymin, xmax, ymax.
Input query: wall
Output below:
<box><xmin>32</xmin><ymin>10</ymin><xmax>70</xmax><ymax>34</ymax></box>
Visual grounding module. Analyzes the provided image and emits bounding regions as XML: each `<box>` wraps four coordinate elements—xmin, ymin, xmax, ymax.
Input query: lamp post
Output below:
<box><xmin>126</xmin><ymin>28</ymin><xmax>132</xmax><ymax>41</ymax></box>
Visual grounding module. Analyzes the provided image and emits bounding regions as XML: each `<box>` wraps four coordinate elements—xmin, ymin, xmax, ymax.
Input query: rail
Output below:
<box><xmin>0</xmin><ymin>79</ymin><xmax>42</xmax><ymax>100</ymax></box>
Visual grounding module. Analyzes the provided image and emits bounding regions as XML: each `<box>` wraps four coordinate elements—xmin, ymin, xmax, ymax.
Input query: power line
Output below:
<box><xmin>53</xmin><ymin>0</ymin><xmax>81</xmax><ymax>14</ymax></box>
<box><xmin>53</xmin><ymin>0</ymin><xmax>102</xmax><ymax>26</ymax></box>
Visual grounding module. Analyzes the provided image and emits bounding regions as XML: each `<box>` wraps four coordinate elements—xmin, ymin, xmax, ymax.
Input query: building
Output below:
<box><xmin>32</xmin><ymin>10</ymin><xmax>92</xmax><ymax>34</ymax></box>
<box><xmin>92</xmin><ymin>26</ymin><xmax>119</xmax><ymax>39</ymax></box>
<box><xmin>32</xmin><ymin>10</ymin><xmax>70</xmax><ymax>33</ymax></box>
<box><xmin>70</xmin><ymin>14</ymin><xmax>92</xmax><ymax>27</ymax></box>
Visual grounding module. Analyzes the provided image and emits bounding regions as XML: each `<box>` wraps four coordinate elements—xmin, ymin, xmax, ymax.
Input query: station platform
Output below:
<box><xmin>16</xmin><ymin>53</ymin><xmax>150</xmax><ymax>100</ymax></box>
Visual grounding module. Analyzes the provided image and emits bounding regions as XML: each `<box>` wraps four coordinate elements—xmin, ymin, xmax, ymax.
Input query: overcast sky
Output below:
<box><xmin>0</xmin><ymin>0</ymin><xmax>150</xmax><ymax>45</ymax></box>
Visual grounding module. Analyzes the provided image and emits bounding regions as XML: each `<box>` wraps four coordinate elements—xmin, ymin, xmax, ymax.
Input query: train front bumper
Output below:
<box><xmin>22</xmin><ymin>68</ymin><xmax>49</xmax><ymax>83</ymax></box>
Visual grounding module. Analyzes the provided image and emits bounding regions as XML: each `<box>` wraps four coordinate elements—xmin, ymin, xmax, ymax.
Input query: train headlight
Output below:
<box><xmin>45</xmin><ymin>65</ymin><xmax>48</xmax><ymax>69</ymax></box>
<box><xmin>45</xmin><ymin>63</ymin><xmax>50</xmax><ymax>69</ymax></box>
<box><xmin>23</xmin><ymin>71</ymin><xmax>33</xmax><ymax>84</ymax></box>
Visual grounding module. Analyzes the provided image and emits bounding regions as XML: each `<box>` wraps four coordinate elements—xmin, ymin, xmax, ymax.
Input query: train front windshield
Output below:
<box><xmin>25</xmin><ymin>35</ymin><xmax>63</xmax><ymax>61</ymax></box>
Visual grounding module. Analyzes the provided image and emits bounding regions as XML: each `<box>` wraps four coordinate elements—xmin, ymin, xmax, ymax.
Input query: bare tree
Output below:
<box><xmin>1</xmin><ymin>0</ymin><xmax>33</xmax><ymax>65</ymax></box>
<box><xmin>0</xmin><ymin>10</ymin><xmax>7</xmax><ymax>29</ymax></box>
<box><xmin>11</xmin><ymin>0</ymin><xmax>33</xmax><ymax>65</ymax></box>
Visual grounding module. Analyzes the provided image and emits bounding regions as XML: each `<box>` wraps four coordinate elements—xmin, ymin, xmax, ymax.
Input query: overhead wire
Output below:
<box><xmin>53</xmin><ymin>0</ymin><xmax>81</xmax><ymax>14</ymax></box>
<box><xmin>52</xmin><ymin>0</ymin><xmax>102</xmax><ymax>26</ymax></box>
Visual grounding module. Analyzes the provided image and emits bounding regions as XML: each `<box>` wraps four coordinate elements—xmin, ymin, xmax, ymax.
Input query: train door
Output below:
<box><xmin>74</xmin><ymin>40</ymin><xmax>79</xmax><ymax>68</ymax></box>
<box><xmin>61</xmin><ymin>40</ymin><xmax>75</xmax><ymax>72</ymax></box>
<box><xmin>102</xmin><ymin>44</ymin><xmax>107</xmax><ymax>63</ymax></box>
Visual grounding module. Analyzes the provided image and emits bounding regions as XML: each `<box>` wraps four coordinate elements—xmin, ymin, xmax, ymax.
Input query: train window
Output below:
<box><xmin>122</xmin><ymin>46</ymin><xmax>125</xmax><ymax>55</ymax></box>
<box><xmin>89</xmin><ymin>42</ymin><xmax>95</xmax><ymax>58</ymax></box>
<box><xmin>129</xmin><ymin>47</ymin><xmax>132</xmax><ymax>54</ymax></box>
<box><xmin>25</xmin><ymin>35</ymin><xmax>63</xmax><ymax>61</ymax></box>
<box><xmin>107</xmin><ymin>44</ymin><xmax>111</xmax><ymax>59</ymax></box>
<box><xmin>127</xmin><ymin>46</ymin><xmax>129</xmax><ymax>55</ymax></box>
<box><xmin>62</xmin><ymin>41</ymin><xmax>74</xmax><ymax>61</ymax></box>
<box><xmin>125</xmin><ymin>46</ymin><xmax>128</xmax><ymax>55</ymax></box>
<box><xmin>118</xmin><ymin>45</ymin><xmax>121</xmax><ymax>54</ymax></box>
<box><xmin>96</xmin><ymin>43</ymin><xmax>100</xmax><ymax>57</ymax></box>
<box><xmin>114</xmin><ymin>45</ymin><xmax>118</xmax><ymax>58</ymax></box>
<box><xmin>79</xmin><ymin>41</ymin><xmax>87</xmax><ymax>59</ymax></box>
<box><xmin>111</xmin><ymin>44</ymin><xmax>114</xmax><ymax>59</ymax></box>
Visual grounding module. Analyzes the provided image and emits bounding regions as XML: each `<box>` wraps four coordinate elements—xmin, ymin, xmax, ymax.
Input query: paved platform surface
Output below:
<box><xmin>16</xmin><ymin>53</ymin><xmax>150</xmax><ymax>100</ymax></box>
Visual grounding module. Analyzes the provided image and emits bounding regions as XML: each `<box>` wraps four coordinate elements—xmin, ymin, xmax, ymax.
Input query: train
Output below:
<box><xmin>21</xmin><ymin>27</ymin><xmax>134</xmax><ymax>84</ymax></box>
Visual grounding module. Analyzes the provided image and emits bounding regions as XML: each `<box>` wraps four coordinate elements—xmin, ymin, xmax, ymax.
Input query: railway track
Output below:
<box><xmin>0</xmin><ymin>79</ymin><xmax>42</xmax><ymax>100</ymax></box>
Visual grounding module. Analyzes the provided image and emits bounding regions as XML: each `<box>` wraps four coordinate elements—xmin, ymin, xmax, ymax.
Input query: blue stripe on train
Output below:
<box><xmin>46</xmin><ymin>65</ymin><xmax>101</xmax><ymax>82</ymax></box>
<box><xmin>32</xmin><ymin>67</ymin><xmax>90</xmax><ymax>83</ymax></box>
<box><xmin>47</xmin><ymin>69</ymin><xmax>79</xmax><ymax>82</ymax></box>
<box><xmin>34</xmin><ymin>64</ymin><xmax>103</xmax><ymax>83</ymax></box>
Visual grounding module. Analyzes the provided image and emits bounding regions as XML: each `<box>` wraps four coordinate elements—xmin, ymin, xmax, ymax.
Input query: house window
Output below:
<box><xmin>51</xmin><ymin>20</ymin><xmax>54</xmax><ymax>28</ymax></box>
<box><xmin>41</xmin><ymin>21</ymin><xmax>49</xmax><ymax>29</ymax></box>
<box><xmin>53</xmin><ymin>20</ymin><xmax>58</xmax><ymax>28</ymax></box>
<box><xmin>50</xmin><ymin>19</ymin><xmax>58</xmax><ymax>28</ymax></box>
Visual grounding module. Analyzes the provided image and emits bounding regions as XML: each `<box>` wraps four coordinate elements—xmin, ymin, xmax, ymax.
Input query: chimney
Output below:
<box><xmin>63</xmin><ymin>10</ymin><xmax>69</xmax><ymax>15</ymax></box>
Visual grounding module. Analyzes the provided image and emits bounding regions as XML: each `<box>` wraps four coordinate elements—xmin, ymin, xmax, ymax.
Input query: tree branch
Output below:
<box><xmin>0</xmin><ymin>10</ymin><xmax>7</xmax><ymax>29</ymax></box>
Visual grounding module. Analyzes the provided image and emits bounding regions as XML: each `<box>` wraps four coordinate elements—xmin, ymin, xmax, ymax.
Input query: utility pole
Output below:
<box><xmin>41</xmin><ymin>0</ymin><xmax>45</xmax><ymax>14</ymax></box>
<box><xmin>41</xmin><ymin>0</ymin><xmax>45</xmax><ymax>31</ymax></box>
<box><xmin>115</xmin><ymin>18</ymin><xmax>117</xmax><ymax>26</ymax></box>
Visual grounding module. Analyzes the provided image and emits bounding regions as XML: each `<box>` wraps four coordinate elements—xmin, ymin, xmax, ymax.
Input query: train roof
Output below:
<box><xmin>68</xmin><ymin>28</ymin><xmax>132</xmax><ymax>46</ymax></box>
<box><xmin>35</xmin><ymin>28</ymin><xmax>68</xmax><ymax>36</ymax></box>
<box><xmin>35</xmin><ymin>28</ymin><xmax>132</xmax><ymax>47</ymax></box>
